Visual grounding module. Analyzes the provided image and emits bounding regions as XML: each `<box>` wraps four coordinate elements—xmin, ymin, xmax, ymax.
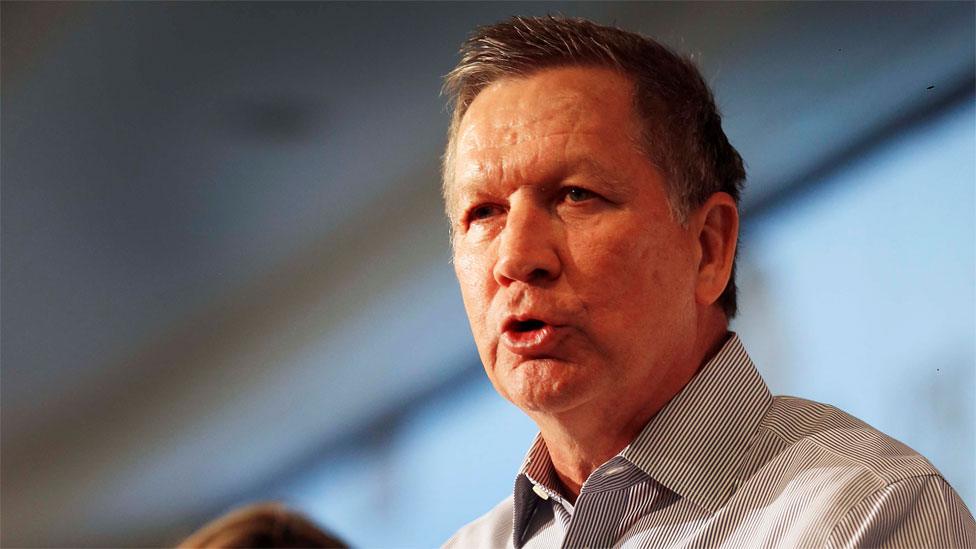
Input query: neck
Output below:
<box><xmin>535</xmin><ymin>407</ymin><xmax>659</xmax><ymax>501</ymax></box>
<box><xmin>534</xmin><ymin>320</ymin><xmax>730</xmax><ymax>502</ymax></box>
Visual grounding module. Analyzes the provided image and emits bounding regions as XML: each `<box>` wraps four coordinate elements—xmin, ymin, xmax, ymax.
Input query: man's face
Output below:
<box><xmin>448</xmin><ymin>67</ymin><xmax>701</xmax><ymax>420</ymax></box>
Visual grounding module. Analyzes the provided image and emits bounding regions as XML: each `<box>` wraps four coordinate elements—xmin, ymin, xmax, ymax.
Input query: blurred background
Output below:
<box><xmin>2</xmin><ymin>2</ymin><xmax>973</xmax><ymax>547</ymax></box>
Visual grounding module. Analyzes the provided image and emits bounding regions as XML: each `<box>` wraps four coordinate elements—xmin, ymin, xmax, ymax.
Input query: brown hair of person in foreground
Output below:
<box><xmin>178</xmin><ymin>502</ymin><xmax>347</xmax><ymax>548</ymax></box>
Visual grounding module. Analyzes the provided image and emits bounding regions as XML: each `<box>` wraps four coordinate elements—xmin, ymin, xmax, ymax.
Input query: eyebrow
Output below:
<box><xmin>562</xmin><ymin>157</ymin><xmax>636</xmax><ymax>195</ymax></box>
<box><xmin>451</xmin><ymin>155</ymin><xmax>638</xmax><ymax>204</ymax></box>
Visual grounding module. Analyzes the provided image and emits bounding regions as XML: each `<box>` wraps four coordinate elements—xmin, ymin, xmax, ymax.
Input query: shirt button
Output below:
<box><xmin>532</xmin><ymin>484</ymin><xmax>550</xmax><ymax>500</ymax></box>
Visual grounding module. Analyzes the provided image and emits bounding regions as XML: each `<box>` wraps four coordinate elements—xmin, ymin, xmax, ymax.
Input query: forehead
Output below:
<box><xmin>457</xmin><ymin>66</ymin><xmax>637</xmax><ymax>152</ymax></box>
<box><xmin>450</xmin><ymin>66</ymin><xmax>642</xmax><ymax>194</ymax></box>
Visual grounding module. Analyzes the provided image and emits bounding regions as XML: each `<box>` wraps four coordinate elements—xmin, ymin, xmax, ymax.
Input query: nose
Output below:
<box><xmin>493</xmin><ymin>201</ymin><xmax>561</xmax><ymax>286</ymax></box>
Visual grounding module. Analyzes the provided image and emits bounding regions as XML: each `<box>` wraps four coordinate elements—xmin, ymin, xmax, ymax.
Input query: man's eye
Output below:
<box><xmin>564</xmin><ymin>187</ymin><xmax>595</xmax><ymax>203</ymax></box>
<box><xmin>468</xmin><ymin>204</ymin><xmax>503</xmax><ymax>222</ymax></box>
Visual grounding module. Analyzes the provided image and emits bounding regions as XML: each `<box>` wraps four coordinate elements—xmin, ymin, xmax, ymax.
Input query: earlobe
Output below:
<box><xmin>693</xmin><ymin>193</ymin><xmax>739</xmax><ymax>307</ymax></box>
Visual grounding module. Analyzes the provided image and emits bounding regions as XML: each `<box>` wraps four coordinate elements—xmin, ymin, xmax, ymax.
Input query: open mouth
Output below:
<box><xmin>501</xmin><ymin>317</ymin><xmax>559</xmax><ymax>353</ymax></box>
<box><xmin>508</xmin><ymin>319</ymin><xmax>546</xmax><ymax>333</ymax></box>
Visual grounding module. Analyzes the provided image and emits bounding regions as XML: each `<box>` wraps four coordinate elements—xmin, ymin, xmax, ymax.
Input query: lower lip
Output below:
<box><xmin>501</xmin><ymin>324</ymin><xmax>565</xmax><ymax>355</ymax></box>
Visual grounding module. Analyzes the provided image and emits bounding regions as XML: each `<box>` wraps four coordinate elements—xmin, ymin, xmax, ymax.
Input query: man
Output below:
<box><xmin>440</xmin><ymin>15</ymin><xmax>974</xmax><ymax>549</ymax></box>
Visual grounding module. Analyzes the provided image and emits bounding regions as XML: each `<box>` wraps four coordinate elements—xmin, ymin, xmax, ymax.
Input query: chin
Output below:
<box><xmin>497</xmin><ymin>358</ymin><xmax>592</xmax><ymax>415</ymax></box>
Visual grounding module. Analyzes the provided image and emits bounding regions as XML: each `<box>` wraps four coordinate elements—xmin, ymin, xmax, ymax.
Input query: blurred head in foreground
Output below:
<box><xmin>178</xmin><ymin>502</ymin><xmax>347</xmax><ymax>548</ymax></box>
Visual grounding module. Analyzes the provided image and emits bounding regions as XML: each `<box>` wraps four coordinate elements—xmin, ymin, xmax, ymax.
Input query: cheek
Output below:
<box><xmin>574</xmin><ymin>223</ymin><xmax>655</xmax><ymax>288</ymax></box>
<box><xmin>453</xmin><ymin>247</ymin><xmax>496</xmax><ymax>344</ymax></box>
<box><xmin>577</xmin><ymin>224</ymin><xmax>696</xmax><ymax>317</ymax></box>
<box><xmin>454</xmin><ymin>248</ymin><xmax>489</xmax><ymax>305</ymax></box>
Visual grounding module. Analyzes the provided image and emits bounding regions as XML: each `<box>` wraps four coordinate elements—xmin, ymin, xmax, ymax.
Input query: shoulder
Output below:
<box><xmin>825</xmin><ymin>474</ymin><xmax>976</xmax><ymax>548</ymax></box>
<box><xmin>764</xmin><ymin>395</ymin><xmax>940</xmax><ymax>486</ymax></box>
<box><xmin>441</xmin><ymin>495</ymin><xmax>514</xmax><ymax>549</ymax></box>
<box><xmin>751</xmin><ymin>396</ymin><xmax>975</xmax><ymax>546</ymax></box>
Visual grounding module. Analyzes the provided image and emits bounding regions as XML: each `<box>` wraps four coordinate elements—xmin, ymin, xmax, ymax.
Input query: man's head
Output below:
<box><xmin>443</xmin><ymin>16</ymin><xmax>745</xmax><ymax>317</ymax></box>
<box><xmin>442</xmin><ymin>17</ymin><xmax>743</xmax><ymax>423</ymax></box>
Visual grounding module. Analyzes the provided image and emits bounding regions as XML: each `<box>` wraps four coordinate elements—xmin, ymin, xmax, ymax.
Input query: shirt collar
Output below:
<box><xmin>511</xmin><ymin>441</ymin><xmax>555</xmax><ymax>547</ymax></box>
<box><xmin>510</xmin><ymin>333</ymin><xmax>772</xmax><ymax>541</ymax></box>
<box><xmin>622</xmin><ymin>333</ymin><xmax>772</xmax><ymax>513</ymax></box>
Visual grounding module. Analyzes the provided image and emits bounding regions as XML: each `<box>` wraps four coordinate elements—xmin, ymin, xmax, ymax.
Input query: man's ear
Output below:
<box><xmin>690</xmin><ymin>192</ymin><xmax>739</xmax><ymax>308</ymax></box>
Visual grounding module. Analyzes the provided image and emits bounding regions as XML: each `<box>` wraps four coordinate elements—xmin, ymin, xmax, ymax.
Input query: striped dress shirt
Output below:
<box><xmin>444</xmin><ymin>335</ymin><xmax>976</xmax><ymax>548</ymax></box>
